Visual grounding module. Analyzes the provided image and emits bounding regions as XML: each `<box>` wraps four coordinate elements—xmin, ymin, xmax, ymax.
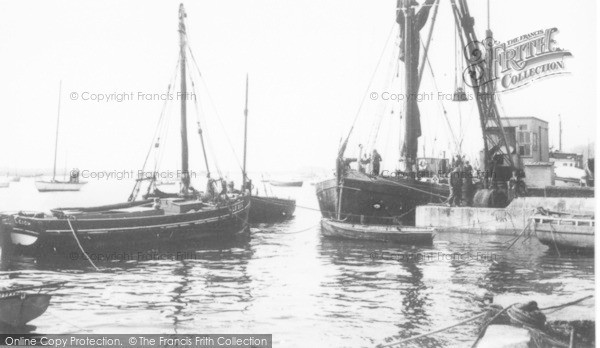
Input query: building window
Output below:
<box><xmin>532</xmin><ymin>132</ymin><xmax>538</xmax><ymax>152</ymax></box>
<box><xmin>517</xmin><ymin>128</ymin><xmax>531</xmax><ymax>157</ymax></box>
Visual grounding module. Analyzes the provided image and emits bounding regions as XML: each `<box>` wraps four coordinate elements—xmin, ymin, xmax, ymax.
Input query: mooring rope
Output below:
<box><xmin>377</xmin><ymin>311</ymin><xmax>488</xmax><ymax>347</ymax></box>
<box><xmin>376</xmin><ymin>294</ymin><xmax>594</xmax><ymax>348</ymax></box>
<box><xmin>470</xmin><ymin>306</ymin><xmax>511</xmax><ymax>348</ymax></box>
<box><xmin>66</xmin><ymin>218</ymin><xmax>100</xmax><ymax>272</ymax></box>
<box><xmin>540</xmin><ymin>294</ymin><xmax>594</xmax><ymax>313</ymax></box>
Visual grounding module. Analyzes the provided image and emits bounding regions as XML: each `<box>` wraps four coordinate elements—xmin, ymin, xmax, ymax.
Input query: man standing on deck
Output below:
<box><xmin>371</xmin><ymin>150</ymin><xmax>382</xmax><ymax>176</ymax></box>
<box><xmin>448</xmin><ymin>165</ymin><xmax>462</xmax><ymax>206</ymax></box>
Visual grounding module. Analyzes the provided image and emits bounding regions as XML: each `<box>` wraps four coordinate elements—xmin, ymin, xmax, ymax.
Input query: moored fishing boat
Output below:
<box><xmin>0</xmin><ymin>282</ymin><xmax>65</xmax><ymax>327</ymax></box>
<box><xmin>321</xmin><ymin>218</ymin><xmax>434</xmax><ymax>244</ymax></box>
<box><xmin>531</xmin><ymin>210</ymin><xmax>594</xmax><ymax>250</ymax></box>
<box><xmin>5</xmin><ymin>4</ymin><xmax>250</xmax><ymax>256</ymax></box>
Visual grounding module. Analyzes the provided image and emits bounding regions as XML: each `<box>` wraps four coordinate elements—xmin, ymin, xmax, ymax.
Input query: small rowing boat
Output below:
<box><xmin>321</xmin><ymin>218</ymin><xmax>434</xmax><ymax>244</ymax></box>
<box><xmin>269</xmin><ymin>180</ymin><xmax>303</xmax><ymax>187</ymax></box>
<box><xmin>531</xmin><ymin>209</ymin><xmax>594</xmax><ymax>250</ymax></box>
<box><xmin>0</xmin><ymin>282</ymin><xmax>65</xmax><ymax>327</ymax></box>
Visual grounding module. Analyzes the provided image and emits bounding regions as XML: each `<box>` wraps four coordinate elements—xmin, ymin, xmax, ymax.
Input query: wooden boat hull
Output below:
<box><xmin>269</xmin><ymin>180</ymin><xmax>303</xmax><ymax>187</ymax></box>
<box><xmin>321</xmin><ymin>219</ymin><xmax>434</xmax><ymax>244</ymax></box>
<box><xmin>316</xmin><ymin>171</ymin><xmax>448</xmax><ymax>226</ymax></box>
<box><xmin>35</xmin><ymin>181</ymin><xmax>86</xmax><ymax>192</ymax></box>
<box><xmin>532</xmin><ymin>215</ymin><xmax>594</xmax><ymax>250</ymax></box>
<box><xmin>0</xmin><ymin>294</ymin><xmax>51</xmax><ymax>327</ymax></box>
<box><xmin>249</xmin><ymin>196</ymin><xmax>295</xmax><ymax>223</ymax></box>
<box><xmin>8</xmin><ymin>197</ymin><xmax>250</xmax><ymax>255</ymax></box>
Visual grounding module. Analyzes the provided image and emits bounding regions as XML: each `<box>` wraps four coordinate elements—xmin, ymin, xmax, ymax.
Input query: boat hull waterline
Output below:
<box><xmin>269</xmin><ymin>180</ymin><xmax>303</xmax><ymax>187</ymax></box>
<box><xmin>316</xmin><ymin>172</ymin><xmax>448</xmax><ymax>226</ymax></box>
<box><xmin>0</xmin><ymin>294</ymin><xmax>51</xmax><ymax>327</ymax></box>
<box><xmin>532</xmin><ymin>215</ymin><xmax>594</xmax><ymax>250</ymax></box>
<box><xmin>35</xmin><ymin>181</ymin><xmax>86</xmax><ymax>192</ymax></box>
<box><xmin>249</xmin><ymin>196</ymin><xmax>296</xmax><ymax>223</ymax></box>
<box><xmin>8</xmin><ymin>198</ymin><xmax>250</xmax><ymax>254</ymax></box>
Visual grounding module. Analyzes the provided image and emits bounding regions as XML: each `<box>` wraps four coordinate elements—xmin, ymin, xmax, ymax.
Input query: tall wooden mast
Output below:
<box><xmin>52</xmin><ymin>81</ymin><xmax>62</xmax><ymax>182</ymax></box>
<box><xmin>398</xmin><ymin>0</ymin><xmax>435</xmax><ymax>174</ymax></box>
<box><xmin>179</xmin><ymin>4</ymin><xmax>190</xmax><ymax>193</ymax></box>
<box><xmin>401</xmin><ymin>0</ymin><xmax>417</xmax><ymax>173</ymax></box>
<box><xmin>242</xmin><ymin>74</ymin><xmax>249</xmax><ymax>190</ymax></box>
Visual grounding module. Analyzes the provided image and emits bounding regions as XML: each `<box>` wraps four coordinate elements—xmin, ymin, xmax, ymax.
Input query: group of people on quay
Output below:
<box><xmin>447</xmin><ymin>156</ymin><xmax>475</xmax><ymax>207</ymax></box>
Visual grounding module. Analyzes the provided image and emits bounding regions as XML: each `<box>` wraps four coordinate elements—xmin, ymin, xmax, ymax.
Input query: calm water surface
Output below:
<box><xmin>0</xmin><ymin>178</ymin><xmax>594</xmax><ymax>347</ymax></box>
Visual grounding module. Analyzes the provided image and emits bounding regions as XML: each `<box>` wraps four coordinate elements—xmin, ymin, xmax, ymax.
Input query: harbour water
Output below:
<box><xmin>0</xmin><ymin>178</ymin><xmax>594</xmax><ymax>347</ymax></box>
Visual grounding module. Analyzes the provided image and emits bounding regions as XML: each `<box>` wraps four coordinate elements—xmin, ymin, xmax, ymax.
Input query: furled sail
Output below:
<box><xmin>396</xmin><ymin>0</ymin><xmax>436</xmax><ymax>168</ymax></box>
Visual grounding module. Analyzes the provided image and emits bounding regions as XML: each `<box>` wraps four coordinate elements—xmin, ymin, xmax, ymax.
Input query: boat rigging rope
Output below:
<box><xmin>185</xmin><ymin>42</ymin><xmax>244</xmax><ymax>174</ymax></box>
<box><xmin>66</xmin><ymin>218</ymin><xmax>100</xmax><ymax>272</ymax></box>
<box><xmin>340</xmin><ymin>23</ymin><xmax>396</xmax><ymax>156</ymax></box>
<box><xmin>129</xmin><ymin>59</ymin><xmax>180</xmax><ymax>201</ymax></box>
<box><xmin>421</xmin><ymin>46</ymin><xmax>461</xmax><ymax>154</ymax></box>
<box><xmin>187</xmin><ymin>62</ymin><xmax>219</xmax><ymax>179</ymax></box>
<box><xmin>365</xmin><ymin>40</ymin><xmax>400</xmax><ymax>153</ymax></box>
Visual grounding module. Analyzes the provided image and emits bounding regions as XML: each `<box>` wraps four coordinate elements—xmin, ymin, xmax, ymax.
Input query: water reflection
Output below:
<box><xmin>0</xmin><ymin>182</ymin><xmax>594</xmax><ymax>347</ymax></box>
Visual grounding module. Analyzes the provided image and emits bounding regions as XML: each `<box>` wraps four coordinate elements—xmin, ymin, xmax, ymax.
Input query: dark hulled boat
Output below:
<box><xmin>249</xmin><ymin>196</ymin><xmax>295</xmax><ymax>223</ymax></box>
<box><xmin>240</xmin><ymin>76</ymin><xmax>296</xmax><ymax>223</ymax></box>
<box><xmin>5</xmin><ymin>4</ymin><xmax>250</xmax><ymax>255</ymax></box>
<box><xmin>0</xmin><ymin>282</ymin><xmax>65</xmax><ymax>327</ymax></box>
<box><xmin>316</xmin><ymin>171</ymin><xmax>447</xmax><ymax>226</ymax></box>
<box><xmin>9</xmin><ymin>198</ymin><xmax>249</xmax><ymax>254</ymax></box>
<box><xmin>317</xmin><ymin>0</ymin><xmax>519</xmax><ymax>226</ymax></box>
<box><xmin>316</xmin><ymin>0</ymin><xmax>446</xmax><ymax>226</ymax></box>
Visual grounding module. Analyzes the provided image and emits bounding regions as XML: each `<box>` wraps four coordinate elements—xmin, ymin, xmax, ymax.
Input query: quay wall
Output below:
<box><xmin>415</xmin><ymin>197</ymin><xmax>595</xmax><ymax>235</ymax></box>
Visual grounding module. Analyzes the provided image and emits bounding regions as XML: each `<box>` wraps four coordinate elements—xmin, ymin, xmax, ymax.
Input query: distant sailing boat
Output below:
<box><xmin>35</xmin><ymin>82</ymin><xmax>86</xmax><ymax>192</ymax></box>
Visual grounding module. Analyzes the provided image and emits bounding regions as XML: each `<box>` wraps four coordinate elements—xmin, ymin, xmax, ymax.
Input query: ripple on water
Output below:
<box><xmin>0</xmin><ymin>186</ymin><xmax>594</xmax><ymax>347</ymax></box>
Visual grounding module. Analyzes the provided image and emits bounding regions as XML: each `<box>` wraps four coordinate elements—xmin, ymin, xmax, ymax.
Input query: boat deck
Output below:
<box><xmin>46</xmin><ymin>198</ymin><xmax>221</xmax><ymax>220</ymax></box>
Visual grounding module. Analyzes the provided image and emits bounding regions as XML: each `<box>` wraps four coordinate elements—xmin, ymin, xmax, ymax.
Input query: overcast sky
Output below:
<box><xmin>0</xmin><ymin>0</ymin><xmax>596</xmax><ymax>176</ymax></box>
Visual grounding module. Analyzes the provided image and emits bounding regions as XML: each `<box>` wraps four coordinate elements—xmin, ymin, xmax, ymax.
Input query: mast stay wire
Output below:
<box><xmin>128</xmin><ymin>59</ymin><xmax>180</xmax><ymax>201</ymax></box>
<box><xmin>366</xmin><ymin>40</ymin><xmax>402</xmax><ymax>155</ymax></box>
<box><xmin>420</xmin><ymin>40</ymin><xmax>461</xmax><ymax>154</ymax></box>
<box><xmin>153</xmin><ymin>61</ymin><xmax>180</xmax><ymax>179</ymax></box>
<box><xmin>186</xmin><ymin>58</ymin><xmax>224</xmax><ymax>180</ymax></box>
<box><xmin>185</xmin><ymin>39</ymin><xmax>244</xmax><ymax>175</ymax></box>
<box><xmin>339</xmin><ymin>23</ymin><xmax>397</xmax><ymax>156</ymax></box>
